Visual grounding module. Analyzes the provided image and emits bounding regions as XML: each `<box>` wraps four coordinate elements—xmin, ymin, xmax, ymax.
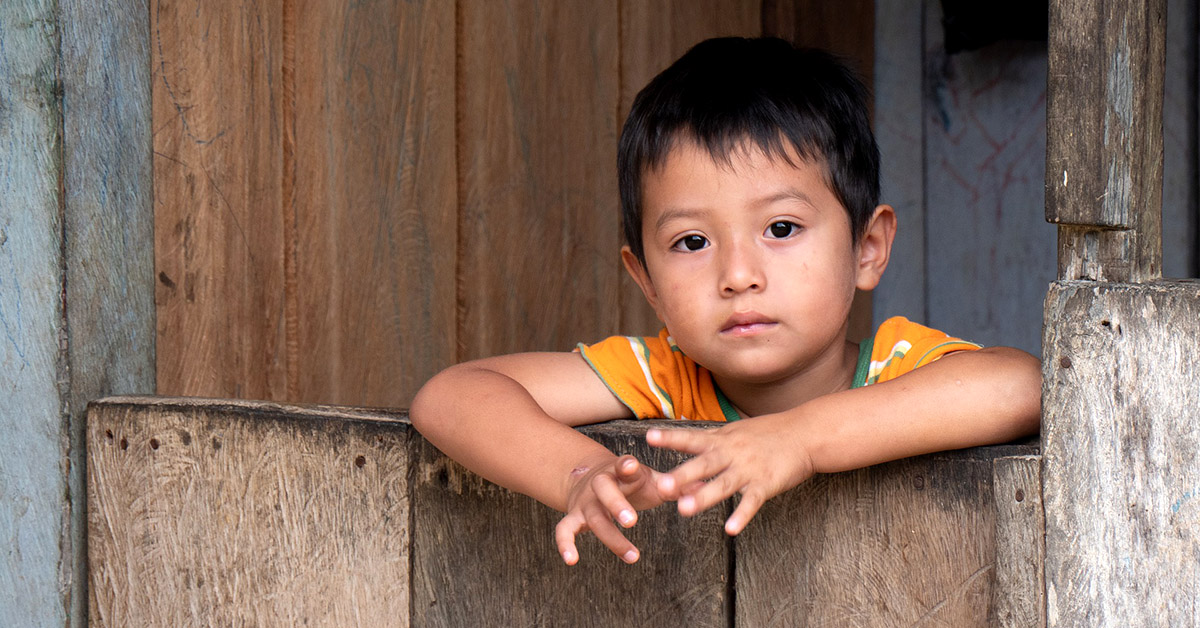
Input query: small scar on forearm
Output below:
<box><xmin>569</xmin><ymin>466</ymin><xmax>590</xmax><ymax>478</ymax></box>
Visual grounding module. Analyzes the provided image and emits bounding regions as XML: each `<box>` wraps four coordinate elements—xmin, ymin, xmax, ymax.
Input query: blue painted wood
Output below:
<box><xmin>0</xmin><ymin>1</ymin><xmax>152</xmax><ymax>625</ymax></box>
<box><xmin>60</xmin><ymin>0</ymin><xmax>153</xmax><ymax>624</ymax></box>
<box><xmin>0</xmin><ymin>2</ymin><xmax>70</xmax><ymax>626</ymax></box>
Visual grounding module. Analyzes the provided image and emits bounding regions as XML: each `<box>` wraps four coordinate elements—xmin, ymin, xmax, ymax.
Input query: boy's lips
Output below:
<box><xmin>720</xmin><ymin>312</ymin><xmax>777</xmax><ymax>336</ymax></box>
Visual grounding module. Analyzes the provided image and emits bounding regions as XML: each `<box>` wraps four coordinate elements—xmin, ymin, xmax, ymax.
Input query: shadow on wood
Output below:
<box><xmin>87</xmin><ymin>396</ymin><xmax>1037</xmax><ymax>627</ymax></box>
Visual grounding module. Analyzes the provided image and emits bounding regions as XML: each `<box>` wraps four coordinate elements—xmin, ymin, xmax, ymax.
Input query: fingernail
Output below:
<box><xmin>563</xmin><ymin>550</ymin><xmax>577</xmax><ymax>564</ymax></box>
<box><xmin>623</xmin><ymin>549</ymin><xmax>639</xmax><ymax>563</ymax></box>
<box><xmin>621</xmin><ymin>458</ymin><xmax>636</xmax><ymax>472</ymax></box>
<box><xmin>725</xmin><ymin>517</ymin><xmax>741</xmax><ymax>535</ymax></box>
<box><xmin>646</xmin><ymin>429</ymin><xmax>660</xmax><ymax>441</ymax></box>
<box><xmin>679</xmin><ymin>495</ymin><xmax>695</xmax><ymax>513</ymax></box>
<box><xmin>618</xmin><ymin>510</ymin><xmax>635</xmax><ymax>526</ymax></box>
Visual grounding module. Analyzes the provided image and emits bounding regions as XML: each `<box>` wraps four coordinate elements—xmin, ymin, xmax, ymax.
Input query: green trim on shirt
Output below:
<box><xmin>852</xmin><ymin>336</ymin><xmax>874</xmax><ymax>389</ymax></box>
<box><xmin>713</xmin><ymin>385</ymin><xmax>742</xmax><ymax>422</ymax></box>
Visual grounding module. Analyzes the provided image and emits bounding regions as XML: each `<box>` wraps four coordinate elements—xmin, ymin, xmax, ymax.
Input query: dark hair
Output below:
<box><xmin>618</xmin><ymin>37</ymin><xmax>880</xmax><ymax>265</ymax></box>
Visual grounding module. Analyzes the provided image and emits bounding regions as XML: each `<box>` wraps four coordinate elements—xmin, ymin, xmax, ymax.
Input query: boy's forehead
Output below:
<box><xmin>644</xmin><ymin>138</ymin><xmax>835</xmax><ymax>202</ymax></box>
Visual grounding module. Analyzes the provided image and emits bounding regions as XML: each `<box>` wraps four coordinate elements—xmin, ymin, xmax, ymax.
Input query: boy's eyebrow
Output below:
<box><xmin>654</xmin><ymin>188</ymin><xmax>821</xmax><ymax>231</ymax></box>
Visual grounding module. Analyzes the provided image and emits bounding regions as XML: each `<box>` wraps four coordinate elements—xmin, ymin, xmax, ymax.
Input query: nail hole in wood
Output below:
<box><xmin>1060</xmin><ymin>356</ymin><xmax>1072</xmax><ymax>368</ymax></box>
<box><xmin>119</xmin><ymin>438</ymin><xmax>128</xmax><ymax>450</ymax></box>
<box><xmin>150</xmin><ymin>438</ymin><xmax>159</xmax><ymax>450</ymax></box>
<box><xmin>355</xmin><ymin>455</ymin><xmax>366</xmax><ymax>468</ymax></box>
<box><xmin>913</xmin><ymin>475</ymin><xmax>925</xmax><ymax>490</ymax></box>
<box><xmin>1015</xmin><ymin>488</ymin><xmax>1025</xmax><ymax>502</ymax></box>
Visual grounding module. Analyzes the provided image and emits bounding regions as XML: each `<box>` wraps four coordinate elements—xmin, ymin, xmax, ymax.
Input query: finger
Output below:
<box><xmin>677</xmin><ymin>471</ymin><xmax>744</xmax><ymax>517</ymax></box>
<box><xmin>590</xmin><ymin>471</ymin><xmax>638</xmax><ymax>528</ymax></box>
<box><xmin>657</xmin><ymin>453</ymin><xmax>729</xmax><ymax>499</ymax></box>
<box><xmin>645</xmin><ymin>427</ymin><xmax>713</xmax><ymax>455</ymax></box>
<box><xmin>582</xmin><ymin>503</ymin><xmax>641</xmax><ymax>564</ymax></box>
<box><xmin>555</xmin><ymin>513</ymin><xmax>586</xmax><ymax>565</ymax></box>
<box><xmin>724</xmin><ymin>489</ymin><xmax>767</xmax><ymax>536</ymax></box>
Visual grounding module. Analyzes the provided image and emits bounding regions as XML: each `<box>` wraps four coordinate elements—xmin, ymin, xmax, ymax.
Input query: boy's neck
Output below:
<box><xmin>714</xmin><ymin>340</ymin><xmax>860</xmax><ymax>418</ymax></box>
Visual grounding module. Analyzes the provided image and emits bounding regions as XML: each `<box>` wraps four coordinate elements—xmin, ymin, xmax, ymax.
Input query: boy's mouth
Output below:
<box><xmin>720</xmin><ymin>312</ymin><xmax>776</xmax><ymax>336</ymax></box>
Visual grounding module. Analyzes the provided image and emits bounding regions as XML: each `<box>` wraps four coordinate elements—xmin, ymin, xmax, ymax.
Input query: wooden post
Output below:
<box><xmin>0</xmin><ymin>2</ymin><xmax>152</xmax><ymax>626</ymax></box>
<box><xmin>1043</xmin><ymin>0</ymin><xmax>1200</xmax><ymax>624</ymax></box>
<box><xmin>993</xmin><ymin>455</ymin><xmax>1045</xmax><ymax>628</ymax></box>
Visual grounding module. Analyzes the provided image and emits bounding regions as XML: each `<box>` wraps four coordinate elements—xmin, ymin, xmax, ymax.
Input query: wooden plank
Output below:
<box><xmin>410</xmin><ymin>420</ymin><xmax>731</xmax><ymax>627</ymax></box>
<box><xmin>735</xmin><ymin>443</ymin><xmax>1036</xmax><ymax>626</ymax></box>
<box><xmin>152</xmin><ymin>0</ymin><xmax>288</xmax><ymax>399</ymax></box>
<box><xmin>617</xmin><ymin>0</ymin><xmax>762</xmax><ymax>337</ymax></box>
<box><xmin>923</xmin><ymin>0</ymin><xmax>1055</xmax><ymax>355</ymax></box>
<box><xmin>1043</xmin><ymin>281</ymin><xmax>1200</xmax><ymax>625</ymax></box>
<box><xmin>0</xmin><ymin>2</ymin><xmax>69</xmax><ymax>624</ymax></box>
<box><xmin>457</xmin><ymin>0</ymin><xmax>621</xmax><ymax>359</ymax></box>
<box><xmin>1162</xmin><ymin>0</ymin><xmax>1198</xmax><ymax>278</ymax></box>
<box><xmin>87</xmin><ymin>397</ymin><xmax>411</xmax><ymax>627</ymax></box>
<box><xmin>872</xmin><ymin>0</ymin><xmax>928</xmax><ymax>329</ymax></box>
<box><xmin>290</xmin><ymin>0</ymin><xmax>455</xmax><ymax>406</ymax></box>
<box><xmin>993</xmin><ymin>455</ymin><xmax>1045</xmax><ymax>628</ymax></box>
<box><xmin>1046</xmin><ymin>0</ymin><xmax>1166</xmax><ymax>282</ymax></box>
<box><xmin>60</xmin><ymin>0</ymin><xmax>155</xmax><ymax>624</ymax></box>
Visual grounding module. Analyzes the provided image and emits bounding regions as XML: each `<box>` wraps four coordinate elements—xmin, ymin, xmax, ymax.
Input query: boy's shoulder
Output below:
<box><xmin>861</xmin><ymin>317</ymin><xmax>981</xmax><ymax>387</ymax></box>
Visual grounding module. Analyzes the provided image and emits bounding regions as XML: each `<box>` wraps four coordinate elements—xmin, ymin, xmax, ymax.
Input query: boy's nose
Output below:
<box><xmin>719</xmin><ymin>244</ymin><xmax>765</xmax><ymax>295</ymax></box>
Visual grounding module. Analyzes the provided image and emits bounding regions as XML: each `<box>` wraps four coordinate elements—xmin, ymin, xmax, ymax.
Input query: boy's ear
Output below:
<box><xmin>855</xmin><ymin>204</ymin><xmax>897</xmax><ymax>291</ymax></box>
<box><xmin>621</xmin><ymin>246</ymin><xmax>660</xmax><ymax>312</ymax></box>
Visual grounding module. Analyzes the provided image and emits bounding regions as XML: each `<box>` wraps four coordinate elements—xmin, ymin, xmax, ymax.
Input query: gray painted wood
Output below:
<box><xmin>922</xmin><ymin>0</ymin><xmax>1056</xmax><ymax>355</ymax></box>
<box><xmin>993</xmin><ymin>454</ymin><xmax>1045</xmax><ymax>628</ymax></box>
<box><xmin>872</xmin><ymin>0</ymin><xmax>927</xmax><ymax>326</ymax></box>
<box><xmin>1048</xmin><ymin>0</ymin><xmax>1166</xmax><ymax>282</ymax></box>
<box><xmin>1163</xmin><ymin>0</ymin><xmax>1199</xmax><ymax>279</ymax></box>
<box><xmin>0</xmin><ymin>2</ymin><xmax>69</xmax><ymax>626</ymax></box>
<box><xmin>60</xmin><ymin>1</ymin><xmax>153</xmax><ymax>624</ymax></box>
<box><xmin>1043</xmin><ymin>281</ymin><xmax>1200</xmax><ymax>625</ymax></box>
<box><xmin>0</xmin><ymin>1</ymin><xmax>152</xmax><ymax>625</ymax></box>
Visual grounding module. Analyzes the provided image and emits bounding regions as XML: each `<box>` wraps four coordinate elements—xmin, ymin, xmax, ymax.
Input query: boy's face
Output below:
<box><xmin>624</xmin><ymin>139</ymin><xmax>890</xmax><ymax>391</ymax></box>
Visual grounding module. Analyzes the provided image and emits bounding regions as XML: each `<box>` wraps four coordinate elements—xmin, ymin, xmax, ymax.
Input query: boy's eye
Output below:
<box><xmin>766</xmin><ymin>221</ymin><xmax>799</xmax><ymax>239</ymax></box>
<box><xmin>672</xmin><ymin>234</ymin><xmax>709</xmax><ymax>251</ymax></box>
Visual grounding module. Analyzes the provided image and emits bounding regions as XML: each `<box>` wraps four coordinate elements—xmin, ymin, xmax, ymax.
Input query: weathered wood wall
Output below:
<box><xmin>87</xmin><ymin>397</ymin><xmax>1036</xmax><ymax>627</ymax></box>
<box><xmin>873</xmin><ymin>0</ymin><xmax>1197</xmax><ymax>355</ymax></box>
<box><xmin>1</xmin><ymin>1</ymin><xmax>154</xmax><ymax>625</ymax></box>
<box><xmin>152</xmin><ymin>0</ymin><xmax>889</xmax><ymax>406</ymax></box>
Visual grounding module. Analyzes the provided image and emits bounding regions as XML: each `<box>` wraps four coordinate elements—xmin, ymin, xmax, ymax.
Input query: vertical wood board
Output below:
<box><xmin>735</xmin><ymin>444</ymin><xmax>1034</xmax><ymax>626</ymax></box>
<box><xmin>457</xmin><ymin>0</ymin><xmax>621</xmax><ymax>359</ymax></box>
<box><xmin>291</xmin><ymin>0</ymin><xmax>456</xmax><ymax>406</ymax></box>
<box><xmin>1162</xmin><ymin>0</ymin><xmax>1199</xmax><ymax>279</ymax></box>
<box><xmin>87</xmin><ymin>397</ymin><xmax>412</xmax><ymax>627</ymax></box>
<box><xmin>410</xmin><ymin>420</ymin><xmax>730</xmax><ymax>628</ymax></box>
<box><xmin>872</xmin><ymin>0</ymin><xmax>927</xmax><ymax>327</ymax></box>
<box><xmin>60</xmin><ymin>1</ymin><xmax>155</xmax><ymax>623</ymax></box>
<box><xmin>1046</xmin><ymin>0</ymin><xmax>1166</xmax><ymax>283</ymax></box>
<box><xmin>924</xmin><ymin>0</ymin><xmax>1054</xmax><ymax>355</ymax></box>
<box><xmin>616</xmin><ymin>0</ymin><xmax>761</xmax><ymax>338</ymax></box>
<box><xmin>1042</xmin><ymin>281</ymin><xmax>1200</xmax><ymax>626</ymax></box>
<box><xmin>0</xmin><ymin>2</ymin><xmax>69</xmax><ymax>624</ymax></box>
<box><xmin>152</xmin><ymin>0</ymin><xmax>288</xmax><ymax>399</ymax></box>
<box><xmin>992</xmin><ymin>455</ymin><xmax>1045</xmax><ymax>628</ymax></box>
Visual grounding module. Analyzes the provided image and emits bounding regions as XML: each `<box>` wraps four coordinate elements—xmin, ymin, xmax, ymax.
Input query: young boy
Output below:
<box><xmin>410</xmin><ymin>37</ymin><xmax>1040</xmax><ymax>566</ymax></box>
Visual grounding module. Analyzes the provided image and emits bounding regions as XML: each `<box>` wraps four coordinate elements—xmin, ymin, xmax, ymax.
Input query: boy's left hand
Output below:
<box><xmin>646</xmin><ymin>414</ymin><xmax>815</xmax><ymax>536</ymax></box>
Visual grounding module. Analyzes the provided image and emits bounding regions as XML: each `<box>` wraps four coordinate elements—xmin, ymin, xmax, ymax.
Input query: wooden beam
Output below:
<box><xmin>1046</xmin><ymin>0</ymin><xmax>1166</xmax><ymax>281</ymax></box>
<box><xmin>993</xmin><ymin>455</ymin><xmax>1045</xmax><ymax>628</ymax></box>
<box><xmin>1043</xmin><ymin>281</ymin><xmax>1200</xmax><ymax>624</ymax></box>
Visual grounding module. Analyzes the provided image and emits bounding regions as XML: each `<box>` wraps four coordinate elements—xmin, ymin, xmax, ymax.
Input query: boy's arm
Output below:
<box><xmin>650</xmin><ymin>346</ymin><xmax>1041</xmax><ymax>535</ymax></box>
<box><xmin>410</xmin><ymin>352</ymin><xmax>664</xmax><ymax>564</ymax></box>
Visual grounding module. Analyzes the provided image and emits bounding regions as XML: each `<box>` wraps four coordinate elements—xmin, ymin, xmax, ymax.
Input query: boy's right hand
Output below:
<box><xmin>555</xmin><ymin>454</ymin><xmax>665</xmax><ymax>566</ymax></box>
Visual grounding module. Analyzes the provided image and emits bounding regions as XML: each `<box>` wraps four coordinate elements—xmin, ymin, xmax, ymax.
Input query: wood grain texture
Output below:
<box><xmin>87</xmin><ymin>397</ymin><xmax>411</xmax><ymax>627</ymax></box>
<box><xmin>291</xmin><ymin>0</ymin><xmax>455</xmax><ymax>406</ymax></box>
<box><xmin>0</xmin><ymin>2</ymin><xmax>69</xmax><ymax>624</ymax></box>
<box><xmin>736</xmin><ymin>444</ymin><xmax>1036</xmax><ymax>627</ymax></box>
<box><xmin>410</xmin><ymin>419</ymin><xmax>730</xmax><ymax>628</ymax></box>
<box><xmin>617</xmin><ymin>0</ymin><xmax>762</xmax><ymax>338</ymax></box>
<box><xmin>993</xmin><ymin>455</ymin><xmax>1045</xmax><ymax>628</ymax></box>
<box><xmin>152</xmin><ymin>0</ymin><xmax>288</xmax><ymax>399</ymax></box>
<box><xmin>457</xmin><ymin>0</ymin><xmax>621</xmax><ymax>359</ymax></box>
<box><xmin>1043</xmin><ymin>281</ymin><xmax>1200</xmax><ymax>626</ymax></box>
<box><xmin>1047</xmin><ymin>0</ymin><xmax>1166</xmax><ymax>282</ymax></box>
<box><xmin>923</xmin><ymin>0</ymin><xmax>1055</xmax><ymax>356</ymax></box>
<box><xmin>60</xmin><ymin>1</ymin><xmax>156</xmax><ymax>623</ymax></box>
